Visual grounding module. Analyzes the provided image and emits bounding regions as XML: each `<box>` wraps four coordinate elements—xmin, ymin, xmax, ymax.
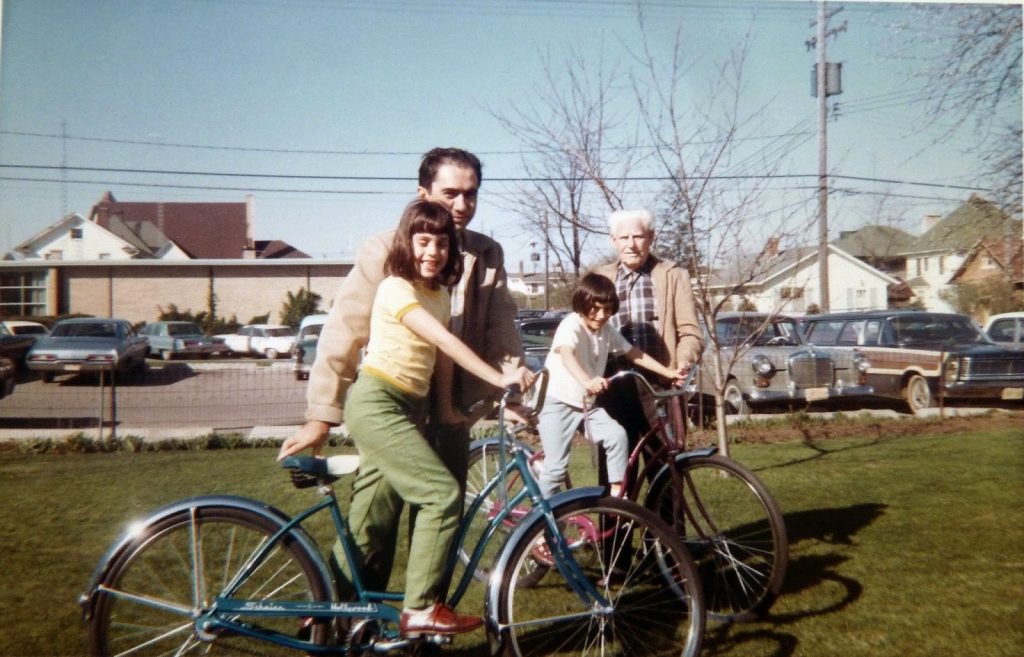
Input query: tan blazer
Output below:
<box><xmin>306</xmin><ymin>228</ymin><xmax>523</xmax><ymax>425</ymax></box>
<box><xmin>594</xmin><ymin>257</ymin><xmax>704</xmax><ymax>369</ymax></box>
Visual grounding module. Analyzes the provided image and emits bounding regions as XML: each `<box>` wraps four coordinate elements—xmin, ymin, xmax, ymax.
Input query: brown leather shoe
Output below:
<box><xmin>400</xmin><ymin>602</ymin><xmax>483</xmax><ymax>637</ymax></box>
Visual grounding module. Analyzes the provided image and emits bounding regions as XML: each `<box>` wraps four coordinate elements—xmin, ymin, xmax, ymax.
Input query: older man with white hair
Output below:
<box><xmin>593</xmin><ymin>209</ymin><xmax>703</xmax><ymax>466</ymax></box>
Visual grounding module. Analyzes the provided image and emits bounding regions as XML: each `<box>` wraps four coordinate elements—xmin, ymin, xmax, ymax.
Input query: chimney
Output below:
<box><xmin>921</xmin><ymin>214</ymin><xmax>941</xmax><ymax>235</ymax></box>
<box><xmin>763</xmin><ymin>237</ymin><xmax>780</xmax><ymax>258</ymax></box>
<box><xmin>243</xmin><ymin>195</ymin><xmax>257</xmax><ymax>259</ymax></box>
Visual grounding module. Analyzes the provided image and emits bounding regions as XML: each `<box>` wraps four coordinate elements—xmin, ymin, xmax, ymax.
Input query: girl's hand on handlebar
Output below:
<box><xmin>669</xmin><ymin>363</ymin><xmax>692</xmax><ymax>388</ymax></box>
<box><xmin>585</xmin><ymin>376</ymin><xmax>608</xmax><ymax>395</ymax></box>
<box><xmin>501</xmin><ymin>366</ymin><xmax>534</xmax><ymax>392</ymax></box>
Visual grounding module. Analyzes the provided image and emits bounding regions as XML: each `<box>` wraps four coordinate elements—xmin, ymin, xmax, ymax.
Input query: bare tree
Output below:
<box><xmin>629</xmin><ymin>19</ymin><xmax>816</xmax><ymax>452</ymax></box>
<box><xmin>491</xmin><ymin>48</ymin><xmax>644</xmax><ymax>275</ymax></box>
<box><xmin>498</xmin><ymin>11</ymin><xmax>820</xmax><ymax>454</ymax></box>
<box><xmin>906</xmin><ymin>4</ymin><xmax>1023</xmax><ymax>217</ymax></box>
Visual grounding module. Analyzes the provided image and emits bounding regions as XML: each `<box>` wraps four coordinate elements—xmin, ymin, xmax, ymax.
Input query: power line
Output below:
<box><xmin>0</xmin><ymin>128</ymin><xmax>815</xmax><ymax>156</ymax></box>
<box><xmin>0</xmin><ymin>163</ymin><xmax>993</xmax><ymax>192</ymax></box>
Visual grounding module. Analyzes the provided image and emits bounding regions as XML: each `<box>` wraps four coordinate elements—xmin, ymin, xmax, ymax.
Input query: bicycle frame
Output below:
<box><xmin>82</xmin><ymin>385</ymin><xmax>610</xmax><ymax>655</ymax></box>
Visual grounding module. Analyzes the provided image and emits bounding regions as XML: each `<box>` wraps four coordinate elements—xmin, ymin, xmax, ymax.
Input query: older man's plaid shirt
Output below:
<box><xmin>610</xmin><ymin>259</ymin><xmax>666</xmax><ymax>364</ymax></box>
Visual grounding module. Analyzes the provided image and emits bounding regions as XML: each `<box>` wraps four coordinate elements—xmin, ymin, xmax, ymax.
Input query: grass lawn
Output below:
<box><xmin>0</xmin><ymin>419</ymin><xmax>1021</xmax><ymax>656</ymax></box>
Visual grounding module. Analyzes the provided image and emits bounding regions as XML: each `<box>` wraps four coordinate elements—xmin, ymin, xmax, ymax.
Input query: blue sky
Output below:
<box><xmin>1</xmin><ymin>0</ymin><xmax>1019</xmax><ymax>271</ymax></box>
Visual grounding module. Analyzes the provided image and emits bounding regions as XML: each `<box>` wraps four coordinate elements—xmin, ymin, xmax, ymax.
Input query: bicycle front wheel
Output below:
<box><xmin>492</xmin><ymin>496</ymin><xmax>704</xmax><ymax>657</ymax></box>
<box><xmin>88</xmin><ymin>504</ymin><xmax>332</xmax><ymax>656</ymax></box>
<box><xmin>647</xmin><ymin>454</ymin><xmax>788</xmax><ymax>621</ymax></box>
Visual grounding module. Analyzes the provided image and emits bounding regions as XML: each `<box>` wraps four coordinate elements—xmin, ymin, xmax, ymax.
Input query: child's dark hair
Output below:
<box><xmin>572</xmin><ymin>273</ymin><xmax>620</xmax><ymax>315</ymax></box>
<box><xmin>384</xmin><ymin>200</ymin><xmax>463</xmax><ymax>287</ymax></box>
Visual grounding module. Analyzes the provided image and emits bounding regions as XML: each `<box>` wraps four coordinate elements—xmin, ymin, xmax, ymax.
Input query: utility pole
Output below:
<box><xmin>543</xmin><ymin>211</ymin><xmax>550</xmax><ymax>310</ymax></box>
<box><xmin>809</xmin><ymin>2</ymin><xmax>845</xmax><ymax>312</ymax></box>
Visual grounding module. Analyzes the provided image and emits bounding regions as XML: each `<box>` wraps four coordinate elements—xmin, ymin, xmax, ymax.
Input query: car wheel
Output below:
<box><xmin>42</xmin><ymin>372</ymin><xmax>55</xmax><ymax>383</ymax></box>
<box><xmin>724</xmin><ymin>380</ymin><xmax>750</xmax><ymax>416</ymax></box>
<box><xmin>264</xmin><ymin>348</ymin><xmax>279</xmax><ymax>360</ymax></box>
<box><xmin>903</xmin><ymin>374</ymin><xmax>934</xmax><ymax>413</ymax></box>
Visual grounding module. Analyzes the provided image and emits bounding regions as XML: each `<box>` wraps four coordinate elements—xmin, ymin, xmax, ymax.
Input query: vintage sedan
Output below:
<box><xmin>802</xmin><ymin>310</ymin><xmax>1024</xmax><ymax>412</ymax></box>
<box><xmin>26</xmin><ymin>318</ymin><xmax>149</xmax><ymax>382</ymax></box>
<box><xmin>291</xmin><ymin>314</ymin><xmax>328</xmax><ymax>380</ymax></box>
<box><xmin>700</xmin><ymin>312</ymin><xmax>873</xmax><ymax>415</ymax></box>
<box><xmin>984</xmin><ymin>312</ymin><xmax>1024</xmax><ymax>351</ymax></box>
<box><xmin>517</xmin><ymin>317</ymin><xmax>561</xmax><ymax>370</ymax></box>
<box><xmin>0</xmin><ymin>356</ymin><xmax>14</xmax><ymax>400</ymax></box>
<box><xmin>138</xmin><ymin>321</ymin><xmax>228</xmax><ymax>360</ymax></box>
<box><xmin>217</xmin><ymin>324</ymin><xmax>295</xmax><ymax>359</ymax></box>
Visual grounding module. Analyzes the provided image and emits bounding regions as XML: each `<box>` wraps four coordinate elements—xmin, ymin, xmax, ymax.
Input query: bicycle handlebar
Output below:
<box><xmin>606</xmin><ymin>365</ymin><xmax>699</xmax><ymax>400</ymax></box>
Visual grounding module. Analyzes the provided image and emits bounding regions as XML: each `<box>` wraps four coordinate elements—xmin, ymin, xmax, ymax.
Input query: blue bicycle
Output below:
<box><xmin>81</xmin><ymin>383</ymin><xmax>705</xmax><ymax>657</ymax></box>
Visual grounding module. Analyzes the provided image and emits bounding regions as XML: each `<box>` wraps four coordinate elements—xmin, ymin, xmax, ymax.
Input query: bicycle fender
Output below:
<box><xmin>483</xmin><ymin>486</ymin><xmax>604</xmax><ymax>616</ymax></box>
<box><xmin>468</xmin><ymin>436</ymin><xmax>535</xmax><ymax>454</ymax></box>
<box><xmin>649</xmin><ymin>447</ymin><xmax>719</xmax><ymax>485</ymax></box>
<box><xmin>79</xmin><ymin>495</ymin><xmax>332</xmax><ymax>620</ymax></box>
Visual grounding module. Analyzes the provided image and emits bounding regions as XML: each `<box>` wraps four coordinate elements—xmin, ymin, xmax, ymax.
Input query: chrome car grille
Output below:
<box><xmin>959</xmin><ymin>355</ymin><xmax>1024</xmax><ymax>381</ymax></box>
<box><xmin>788</xmin><ymin>352</ymin><xmax>834</xmax><ymax>388</ymax></box>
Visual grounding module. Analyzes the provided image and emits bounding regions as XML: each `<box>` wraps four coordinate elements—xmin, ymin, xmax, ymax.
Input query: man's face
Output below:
<box><xmin>418</xmin><ymin>163</ymin><xmax>479</xmax><ymax>230</ymax></box>
<box><xmin>610</xmin><ymin>218</ymin><xmax>654</xmax><ymax>270</ymax></box>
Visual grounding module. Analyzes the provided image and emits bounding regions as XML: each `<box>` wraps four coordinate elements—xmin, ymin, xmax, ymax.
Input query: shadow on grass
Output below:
<box><xmin>701</xmin><ymin>503</ymin><xmax>885</xmax><ymax>657</ymax></box>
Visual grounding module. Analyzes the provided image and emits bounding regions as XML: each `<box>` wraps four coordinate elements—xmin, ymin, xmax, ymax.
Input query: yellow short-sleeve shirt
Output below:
<box><xmin>360</xmin><ymin>275</ymin><xmax>451</xmax><ymax>397</ymax></box>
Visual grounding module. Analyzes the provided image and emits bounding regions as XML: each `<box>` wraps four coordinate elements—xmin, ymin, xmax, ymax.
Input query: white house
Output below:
<box><xmin>707</xmin><ymin>243</ymin><xmax>901</xmax><ymax>315</ymax></box>
<box><xmin>6</xmin><ymin>213</ymin><xmax>188</xmax><ymax>262</ymax></box>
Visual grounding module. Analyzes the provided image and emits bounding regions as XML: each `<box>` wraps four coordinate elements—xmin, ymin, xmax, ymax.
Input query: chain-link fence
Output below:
<box><xmin>0</xmin><ymin>362</ymin><xmax>309</xmax><ymax>440</ymax></box>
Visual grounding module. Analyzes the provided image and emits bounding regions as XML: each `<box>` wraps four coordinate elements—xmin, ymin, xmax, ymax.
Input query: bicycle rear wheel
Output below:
<box><xmin>492</xmin><ymin>496</ymin><xmax>704</xmax><ymax>657</ymax></box>
<box><xmin>88</xmin><ymin>505</ymin><xmax>332</xmax><ymax>656</ymax></box>
<box><xmin>647</xmin><ymin>454</ymin><xmax>787</xmax><ymax>621</ymax></box>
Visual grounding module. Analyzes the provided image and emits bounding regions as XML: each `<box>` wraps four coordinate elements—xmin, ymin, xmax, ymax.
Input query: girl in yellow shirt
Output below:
<box><xmin>342</xmin><ymin>200</ymin><xmax>526</xmax><ymax>637</ymax></box>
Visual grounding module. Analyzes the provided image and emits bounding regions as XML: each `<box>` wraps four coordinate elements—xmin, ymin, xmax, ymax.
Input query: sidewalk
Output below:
<box><xmin>0</xmin><ymin>406</ymin><xmax>1006</xmax><ymax>442</ymax></box>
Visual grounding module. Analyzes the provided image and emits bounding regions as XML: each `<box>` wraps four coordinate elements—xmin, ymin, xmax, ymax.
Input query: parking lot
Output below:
<box><xmin>0</xmin><ymin>360</ymin><xmax>307</xmax><ymax>435</ymax></box>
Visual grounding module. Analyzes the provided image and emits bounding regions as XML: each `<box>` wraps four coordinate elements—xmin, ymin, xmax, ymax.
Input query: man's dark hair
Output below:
<box><xmin>572</xmin><ymin>273</ymin><xmax>620</xmax><ymax>315</ymax></box>
<box><xmin>418</xmin><ymin>147</ymin><xmax>483</xmax><ymax>188</ymax></box>
<box><xmin>385</xmin><ymin>200</ymin><xmax>463</xmax><ymax>288</ymax></box>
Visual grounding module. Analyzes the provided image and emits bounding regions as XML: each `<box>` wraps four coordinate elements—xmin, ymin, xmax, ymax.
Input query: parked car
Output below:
<box><xmin>2</xmin><ymin>320</ymin><xmax>49</xmax><ymax>337</ymax></box>
<box><xmin>984</xmin><ymin>312</ymin><xmax>1024</xmax><ymax>351</ymax></box>
<box><xmin>517</xmin><ymin>317</ymin><xmax>562</xmax><ymax>370</ymax></box>
<box><xmin>0</xmin><ymin>356</ymin><xmax>14</xmax><ymax>400</ymax></box>
<box><xmin>26</xmin><ymin>317</ymin><xmax>149</xmax><ymax>382</ymax></box>
<box><xmin>700</xmin><ymin>312</ymin><xmax>873</xmax><ymax>415</ymax></box>
<box><xmin>217</xmin><ymin>324</ymin><xmax>296</xmax><ymax>359</ymax></box>
<box><xmin>138</xmin><ymin>321</ymin><xmax>229</xmax><ymax>360</ymax></box>
<box><xmin>0</xmin><ymin>321</ymin><xmax>38</xmax><ymax>366</ymax></box>
<box><xmin>802</xmin><ymin>310</ymin><xmax>1024</xmax><ymax>412</ymax></box>
<box><xmin>291</xmin><ymin>314</ymin><xmax>328</xmax><ymax>380</ymax></box>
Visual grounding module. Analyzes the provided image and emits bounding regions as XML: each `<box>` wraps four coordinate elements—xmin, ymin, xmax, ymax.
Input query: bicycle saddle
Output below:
<box><xmin>281</xmin><ymin>454</ymin><xmax>361</xmax><ymax>488</ymax></box>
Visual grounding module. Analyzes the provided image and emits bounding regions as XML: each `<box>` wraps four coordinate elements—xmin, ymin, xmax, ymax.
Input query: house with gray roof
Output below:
<box><xmin>897</xmin><ymin>195</ymin><xmax>1021</xmax><ymax>312</ymax></box>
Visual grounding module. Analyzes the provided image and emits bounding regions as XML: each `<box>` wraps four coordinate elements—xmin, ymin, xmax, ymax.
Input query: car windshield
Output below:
<box><xmin>264</xmin><ymin>327</ymin><xmax>295</xmax><ymax>337</ymax></box>
<box><xmin>300</xmin><ymin>325</ymin><xmax>323</xmax><ymax>340</ymax></box>
<box><xmin>519</xmin><ymin>322</ymin><xmax>558</xmax><ymax>349</ymax></box>
<box><xmin>715</xmin><ymin>318</ymin><xmax>801</xmax><ymax>346</ymax></box>
<box><xmin>891</xmin><ymin>315</ymin><xmax>985</xmax><ymax>345</ymax></box>
<box><xmin>167</xmin><ymin>323</ymin><xmax>203</xmax><ymax>336</ymax></box>
<box><xmin>52</xmin><ymin>322</ymin><xmax>118</xmax><ymax>338</ymax></box>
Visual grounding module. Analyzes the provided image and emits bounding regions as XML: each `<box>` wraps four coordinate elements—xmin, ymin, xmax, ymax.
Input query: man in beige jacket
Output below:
<box><xmin>594</xmin><ymin>209</ymin><xmax>703</xmax><ymax>460</ymax></box>
<box><xmin>279</xmin><ymin>148</ymin><xmax>528</xmax><ymax>605</ymax></box>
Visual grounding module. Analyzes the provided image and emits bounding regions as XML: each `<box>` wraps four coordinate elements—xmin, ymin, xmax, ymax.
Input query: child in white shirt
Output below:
<box><xmin>537</xmin><ymin>273</ymin><xmax>688</xmax><ymax>498</ymax></box>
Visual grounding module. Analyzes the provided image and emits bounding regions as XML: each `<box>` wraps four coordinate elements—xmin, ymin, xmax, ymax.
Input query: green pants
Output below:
<box><xmin>334</xmin><ymin>374</ymin><xmax>461</xmax><ymax>609</ymax></box>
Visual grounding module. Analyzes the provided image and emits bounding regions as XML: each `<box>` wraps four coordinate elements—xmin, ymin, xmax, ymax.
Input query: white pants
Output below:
<box><xmin>536</xmin><ymin>398</ymin><xmax>628</xmax><ymax>498</ymax></box>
